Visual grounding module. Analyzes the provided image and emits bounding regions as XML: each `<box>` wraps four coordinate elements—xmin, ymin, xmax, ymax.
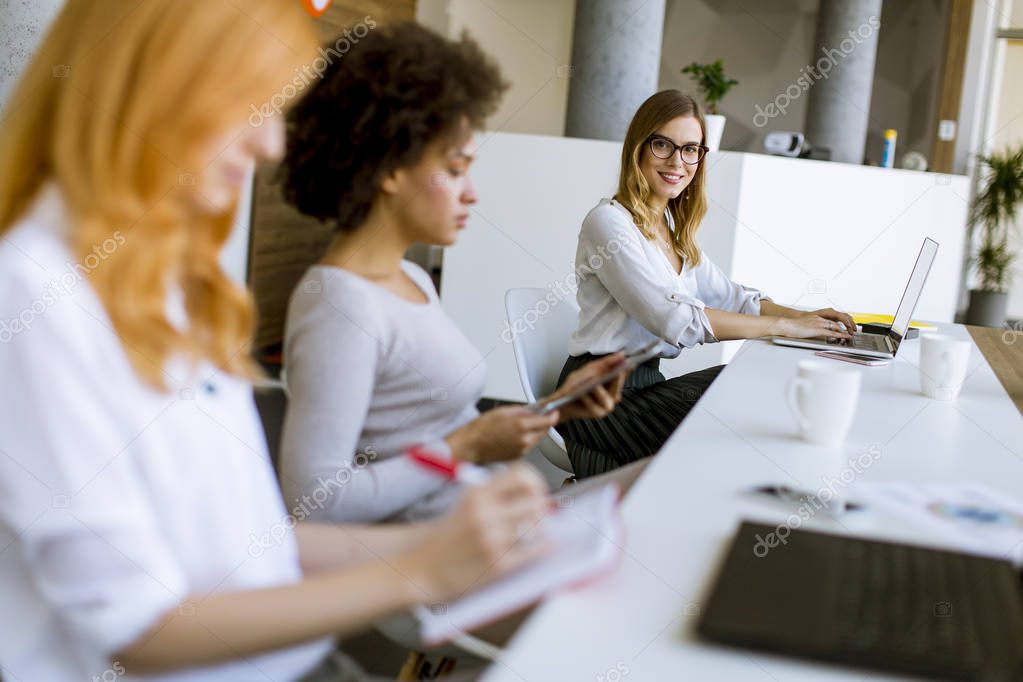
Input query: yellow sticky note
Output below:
<box><xmin>851</xmin><ymin>313</ymin><xmax>936</xmax><ymax>329</ymax></box>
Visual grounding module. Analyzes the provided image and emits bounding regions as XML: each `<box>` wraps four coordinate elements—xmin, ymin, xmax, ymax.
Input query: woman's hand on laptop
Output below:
<box><xmin>772</xmin><ymin>314</ymin><xmax>853</xmax><ymax>340</ymax></box>
<box><xmin>798</xmin><ymin>308</ymin><xmax>856</xmax><ymax>334</ymax></box>
<box><xmin>446</xmin><ymin>407</ymin><xmax>559</xmax><ymax>463</ymax></box>
<box><xmin>403</xmin><ymin>464</ymin><xmax>551</xmax><ymax>601</ymax></box>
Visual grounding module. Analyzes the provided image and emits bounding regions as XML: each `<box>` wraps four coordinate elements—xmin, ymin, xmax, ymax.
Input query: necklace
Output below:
<box><xmin>654</xmin><ymin>218</ymin><xmax>674</xmax><ymax>252</ymax></box>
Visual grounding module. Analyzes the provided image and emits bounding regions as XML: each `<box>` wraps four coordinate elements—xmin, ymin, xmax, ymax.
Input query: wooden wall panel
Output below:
<box><xmin>249</xmin><ymin>0</ymin><xmax>416</xmax><ymax>351</ymax></box>
<box><xmin>931</xmin><ymin>0</ymin><xmax>973</xmax><ymax>173</ymax></box>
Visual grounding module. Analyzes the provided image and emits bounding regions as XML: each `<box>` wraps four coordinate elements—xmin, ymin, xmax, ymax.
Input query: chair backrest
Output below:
<box><xmin>505</xmin><ymin>288</ymin><xmax>579</xmax><ymax>403</ymax></box>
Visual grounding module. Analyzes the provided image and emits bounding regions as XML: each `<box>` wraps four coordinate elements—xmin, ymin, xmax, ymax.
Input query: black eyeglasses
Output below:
<box><xmin>646</xmin><ymin>135</ymin><xmax>708</xmax><ymax>165</ymax></box>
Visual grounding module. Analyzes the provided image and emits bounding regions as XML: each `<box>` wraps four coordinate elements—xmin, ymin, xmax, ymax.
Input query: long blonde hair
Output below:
<box><xmin>0</xmin><ymin>0</ymin><xmax>318</xmax><ymax>389</ymax></box>
<box><xmin>614</xmin><ymin>90</ymin><xmax>708</xmax><ymax>268</ymax></box>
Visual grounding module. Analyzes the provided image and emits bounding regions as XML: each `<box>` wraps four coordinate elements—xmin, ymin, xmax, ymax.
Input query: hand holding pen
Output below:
<box><xmin>403</xmin><ymin>448</ymin><xmax>551</xmax><ymax>602</ymax></box>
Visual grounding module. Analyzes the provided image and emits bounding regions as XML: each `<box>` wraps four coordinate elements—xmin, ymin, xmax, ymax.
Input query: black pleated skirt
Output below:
<box><xmin>554</xmin><ymin>354</ymin><xmax>724</xmax><ymax>478</ymax></box>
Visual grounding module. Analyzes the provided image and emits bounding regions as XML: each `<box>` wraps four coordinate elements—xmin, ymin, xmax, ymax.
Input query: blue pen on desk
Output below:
<box><xmin>753</xmin><ymin>484</ymin><xmax>864</xmax><ymax>517</ymax></box>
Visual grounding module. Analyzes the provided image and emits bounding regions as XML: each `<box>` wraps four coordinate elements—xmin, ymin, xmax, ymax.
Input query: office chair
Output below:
<box><xmin>504</xmin><ymin>288</ymin><xmax>579</xmax><ymax>475</ymax></box>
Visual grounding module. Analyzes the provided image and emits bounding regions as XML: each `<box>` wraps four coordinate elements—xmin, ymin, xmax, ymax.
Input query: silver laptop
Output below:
<box><xmin>772</xmin><ymin>238</ymin><xmax>939</xmax><ymax>358</ymax></box>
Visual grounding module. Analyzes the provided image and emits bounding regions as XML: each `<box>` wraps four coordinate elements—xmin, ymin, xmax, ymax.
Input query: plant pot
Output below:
<box><xmin>965</xmin><ymin>289</ymin><xmax>1009</xmax><ymax>327</ymax></box>
<box><xmin>704</xmin><ymin>114</ymin><xmax>726</xmax><ymax>152</ymax></box>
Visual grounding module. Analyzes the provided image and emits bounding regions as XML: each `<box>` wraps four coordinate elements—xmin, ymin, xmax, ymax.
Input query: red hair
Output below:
<box><xmin>0</xmin><ymin>0</ymin><xmax>318</xmax><ymax>388</ymax></box>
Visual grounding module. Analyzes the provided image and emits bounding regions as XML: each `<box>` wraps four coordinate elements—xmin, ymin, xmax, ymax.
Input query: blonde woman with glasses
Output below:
<box><xmin>0</xmin><ymin>3</ymin><xmax>550</xmax><ymax>680</ymax></box>
<box><xmin>555</xmin><ymin>90</ymin><xmax>856</xmax><ymax>477</ymax></box>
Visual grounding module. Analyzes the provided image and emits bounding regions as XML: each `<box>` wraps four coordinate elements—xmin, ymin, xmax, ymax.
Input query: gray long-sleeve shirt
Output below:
<box><xmin>279</xmin><ymin>261</ymin><xmax>487</xmax><ymax>523</ymax></box>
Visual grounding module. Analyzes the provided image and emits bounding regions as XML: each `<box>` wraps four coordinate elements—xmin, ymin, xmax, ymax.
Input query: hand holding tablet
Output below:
<box><xmin>529</xmin><ymin>340</ymin><xmax>662</xmax><ymax>416</ymax></box>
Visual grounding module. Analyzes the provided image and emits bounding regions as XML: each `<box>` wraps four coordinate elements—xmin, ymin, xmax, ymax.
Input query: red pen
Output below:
<box><xmin>407</xmin><ymin>445</ymin><xmax>490</xmax><ymax>485</ymax></box>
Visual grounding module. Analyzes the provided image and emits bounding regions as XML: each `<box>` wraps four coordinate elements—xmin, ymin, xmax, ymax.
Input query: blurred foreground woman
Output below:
<box><xmin>0</xmin><ymin>2</ymin><xmax>549</xmax><ymax>680</ymax></box>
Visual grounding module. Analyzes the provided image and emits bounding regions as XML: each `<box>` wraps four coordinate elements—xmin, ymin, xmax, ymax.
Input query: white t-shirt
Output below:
<box><xmin>568</xmin><ymin>198</ymin><xmax>769</xmax><ymax>357</ymax></box>
<box><xmin>0</xmin><ymin>183</ymin><xmax>332</xmax><ymax>681</ymax></box>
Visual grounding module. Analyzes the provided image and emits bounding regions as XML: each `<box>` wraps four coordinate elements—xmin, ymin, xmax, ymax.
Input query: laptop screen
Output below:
<box><xmin>889</xmin><ymin>238</ymin><xmax>939</xmax><ymax>346</ymax></box>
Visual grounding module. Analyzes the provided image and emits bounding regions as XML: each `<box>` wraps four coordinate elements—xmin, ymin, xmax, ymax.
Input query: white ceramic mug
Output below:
<box><xmin>786</xmin><ymin>360</ymin><xmax>862</xmax><ymax>446</ymax></box>
<box><xmin>919</xmin><ymin>334</ymin><xmax>971</xmax><ymax>401</ymax></box>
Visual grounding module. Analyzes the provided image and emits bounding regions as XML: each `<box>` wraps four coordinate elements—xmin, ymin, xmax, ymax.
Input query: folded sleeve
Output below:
<box><xmin>0</xmin><ymin>285</ymin><xmax>187</xmax><ymax>656</ymax></box>
<box><xmin>692</xmin><ymin>251</ymin><xmax>770</xmax><ymax>316</ymax></box>
<box><xmin>280</xmin><ymin>280</ymin><xmax>445</xmax><ymax>523</ymax></box>
<box><xmin>580</xmin><ymin>208</ymin><xmax>716</xmax><ymax>348</ymax></box>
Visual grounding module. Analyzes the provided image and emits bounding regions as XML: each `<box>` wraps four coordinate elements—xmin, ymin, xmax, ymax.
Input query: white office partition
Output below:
<box><xmin>729</xmin><ymin>153</ymin><xmax>969</xmax><ymax>329</ymax></box>
<box><xmin>442</xmin><ymin>132</ymin><xmax>969</xmax><ymax>402</ymax></box>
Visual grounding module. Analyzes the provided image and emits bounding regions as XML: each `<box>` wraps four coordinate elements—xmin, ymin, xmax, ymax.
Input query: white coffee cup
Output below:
<box><xmin>786</xmin><ymin>360</ymin><xmax>862</xmax><ymax>446</ymax></box>
<box><xmin>919</xmin><ymin>334</ymin><xmax>971</xmax><ymax>400</ymax></box>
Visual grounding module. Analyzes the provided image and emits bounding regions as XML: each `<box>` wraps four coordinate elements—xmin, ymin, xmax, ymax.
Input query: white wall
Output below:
<box><xmin>417</xmin><ymin>0</ymin><xmax>576</xmax><ymax>136</ymax></box>
<box><xmin>221</xmin><ymin>166</ymin><xmax>255</xmax><ymax>284</ymax></box>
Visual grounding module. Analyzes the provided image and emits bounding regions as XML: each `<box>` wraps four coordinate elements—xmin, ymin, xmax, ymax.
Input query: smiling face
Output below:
<box><xmin>382</xmin><ymin>128</ymin><xmax>478</xmax><ymax>247</ymax></box>
<box><xmin>639</xmin><ymin>115</ymin><xmax>704</xmax><ymax>204</ymax></box>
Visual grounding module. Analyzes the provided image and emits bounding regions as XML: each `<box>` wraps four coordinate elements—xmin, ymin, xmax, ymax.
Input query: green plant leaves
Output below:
<box><xmin>970</xmin><ymin>146</ymin><xmax>1023</xmax><ymax>292</ymax></box>
<box><xmin>681</xmin><ymin>60</ymin><xmax>738</xmax><ymax>115</ymax></box>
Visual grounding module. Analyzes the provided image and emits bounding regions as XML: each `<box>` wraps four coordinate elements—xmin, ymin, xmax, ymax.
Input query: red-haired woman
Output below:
<box><xmin>0</xmin><ymin>3</ymin><xmax>548</xmax><ymax>679</ymax></box>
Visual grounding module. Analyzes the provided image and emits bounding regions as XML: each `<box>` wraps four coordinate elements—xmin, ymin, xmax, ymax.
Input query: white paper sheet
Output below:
<box><xmin>851</xmin><ymin>481</ymin><xmax>1023</xmax><ymax>565</ymax></box>
<box><xmin>416</xmin><ymin>482</ymin><xmax>622</xmax><ymax>645</ymax></box>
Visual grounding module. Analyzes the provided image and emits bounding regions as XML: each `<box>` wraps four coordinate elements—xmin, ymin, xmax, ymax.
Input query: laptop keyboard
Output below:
<box><xmin>828</xmin><ymin>539</ymin><xmax>1019</xmax><ymax>671</ymax></box>
<box><xmin>827</xmin><ymin>333</ymin><xmax>887</xmax><ymax>352</ymax></box>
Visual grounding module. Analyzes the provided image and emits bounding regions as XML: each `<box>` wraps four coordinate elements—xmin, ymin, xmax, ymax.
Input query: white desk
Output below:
<box><xmin>483</xmin><ymin>324</ymin><xmax>1023</xmax><ymax>682</ymax></box>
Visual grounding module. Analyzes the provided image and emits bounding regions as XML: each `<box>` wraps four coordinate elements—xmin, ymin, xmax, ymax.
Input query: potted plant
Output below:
<box><xmin>965</xmin><ymin>145</ymin><xmax>1023</xmax><ymax>327</ymax></box>
<box><xmin>681</xmin><ymin>59</ymin><xmax>738</xmax><ymax>152</ymax></box>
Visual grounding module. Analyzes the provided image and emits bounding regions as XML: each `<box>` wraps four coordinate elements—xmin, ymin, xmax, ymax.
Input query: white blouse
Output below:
<box><xmin>568</xmin><ymin>198</ymin><xmax>769</xmax><ymax>358</ymax></box>
<box><xmin>0</xmin><ymin>183</ymin><xmax>332</xmax><ymax>681</ymax></box>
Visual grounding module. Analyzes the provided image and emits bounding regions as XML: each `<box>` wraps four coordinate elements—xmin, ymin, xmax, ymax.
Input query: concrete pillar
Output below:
<box><xmin>564</xmin><ymin>0</ymin><xmax>666</xmax><ymax>141</ymax></box>
<box><xmin>1</xmin><ymin>0</ymin><xmax>64</xmax><ymax>113</ymax></box>
<box><xmin>804</xmin><ymin>0</ymin><xmax>883</xmax><ymax>164</ymax></box>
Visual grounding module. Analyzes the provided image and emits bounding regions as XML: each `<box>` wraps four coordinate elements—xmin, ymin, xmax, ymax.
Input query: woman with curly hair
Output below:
<box><xmin>0</xmin><ymin>3</ymin><xmax>554</xmax><ymax>679</ymax></box>
<box><xmin>554</xmin><ymin>90</ymin><xmax>856</xmax><ymax>477</ymax></box>
<box><xmin>279</xmin><ymin>22</ymin><xmax>630</xmax><ymax>524</ymax></box>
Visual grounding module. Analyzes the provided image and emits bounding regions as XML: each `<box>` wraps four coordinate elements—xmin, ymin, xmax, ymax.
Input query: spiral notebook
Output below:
<box><xmin>416</xmin><ymin>482</ymin><xmax>623</xmax><ymax>645</ymax></box>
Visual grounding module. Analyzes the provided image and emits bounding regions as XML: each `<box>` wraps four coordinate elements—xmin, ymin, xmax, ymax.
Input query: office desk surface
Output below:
<box><xmin>483</xmin><ymin>324</ymin><xmax>1023</xmax><ymax>682</ymax></box>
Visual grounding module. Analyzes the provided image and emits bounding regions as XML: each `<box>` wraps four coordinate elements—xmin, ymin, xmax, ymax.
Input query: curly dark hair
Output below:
<box><xmin>281</xmin><ymin>22</ymin><xmax>507</xmax><ymax>230</ymax></box>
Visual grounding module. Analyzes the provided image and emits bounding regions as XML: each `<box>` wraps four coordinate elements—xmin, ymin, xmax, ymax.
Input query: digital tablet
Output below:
<box><xmin>528</xmin><ymin>340</ymin><xmax>663</xmax><ymax>415</ymax></box>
